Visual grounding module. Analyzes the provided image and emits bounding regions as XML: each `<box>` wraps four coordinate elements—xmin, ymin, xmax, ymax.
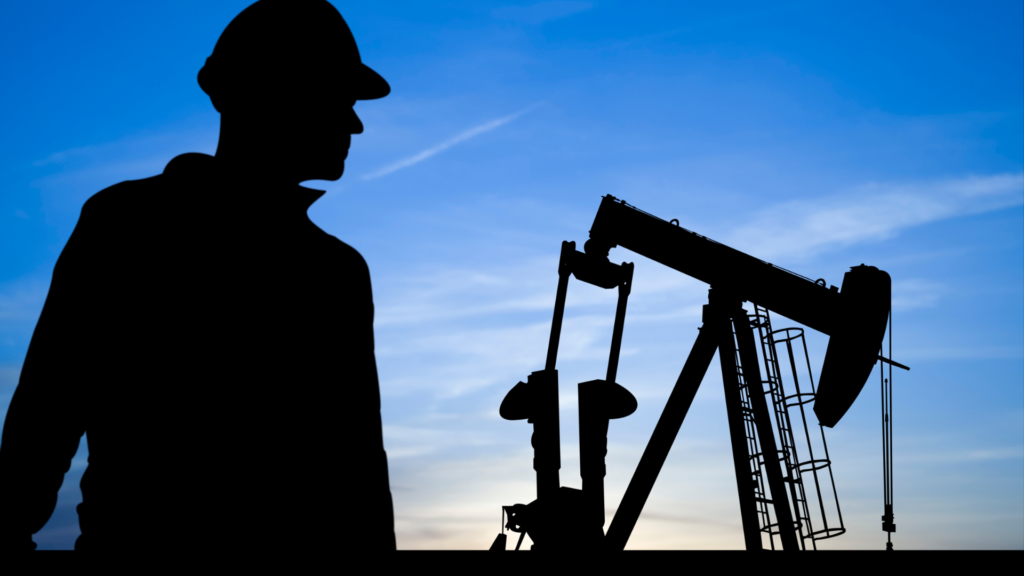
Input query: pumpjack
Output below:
<box><xmin>490</xmin><ymin>196</ymin><xmax>907</xmax><ymax>551</ymax></box>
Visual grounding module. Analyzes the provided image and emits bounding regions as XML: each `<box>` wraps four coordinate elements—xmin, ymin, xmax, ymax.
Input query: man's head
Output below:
<box><xmin>199</xmin><ymin>0</ymin><xmax>389</xmax><ymax>182</ymax></box>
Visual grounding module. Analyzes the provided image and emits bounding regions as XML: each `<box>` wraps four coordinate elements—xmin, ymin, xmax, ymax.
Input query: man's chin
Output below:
<box><xmin>313</xmin><ymin>163</ymin><xmax>345</xmax><ymax>182</ymax></box>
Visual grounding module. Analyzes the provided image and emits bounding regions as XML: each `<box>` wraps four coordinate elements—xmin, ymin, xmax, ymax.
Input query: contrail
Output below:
<box><xmin>362</xmin><ymin>102</ymin><xmax>544</xmax><ymax>180</ymax></box>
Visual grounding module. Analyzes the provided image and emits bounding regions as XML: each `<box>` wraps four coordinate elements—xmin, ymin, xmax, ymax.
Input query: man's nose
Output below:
<box><xmin>349</xmin><ymin>107</ymin><xmax>364</xmax><ymax>135</ymax></box>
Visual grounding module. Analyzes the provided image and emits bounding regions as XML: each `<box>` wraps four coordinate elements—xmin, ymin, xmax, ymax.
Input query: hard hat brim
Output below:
<box><xmin>354</xmin><ymin>63</ymin><xmax>390</xmax><ymax>100</ymax></box>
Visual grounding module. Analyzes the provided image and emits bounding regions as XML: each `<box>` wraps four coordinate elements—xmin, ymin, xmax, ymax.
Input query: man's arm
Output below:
<box><xmin>333</xmin><ymin>241</ymin><xmax>396</xmax><ymax>550</ymax></box>
<box><xmin>363</xmin><ymin>327</ymin><xmax>396</xmax><ymax>550</ymax></box>
<box><xmin>0</xmin><ymin>200</ymin><xmax>103</xmax><ymax>550</ymax></box>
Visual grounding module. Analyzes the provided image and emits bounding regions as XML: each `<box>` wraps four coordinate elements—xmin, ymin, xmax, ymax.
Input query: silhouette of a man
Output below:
<box><xmin>0</xmin><ymin>0</ymin><xmax>396</xmax><ymax>551</ymax></box>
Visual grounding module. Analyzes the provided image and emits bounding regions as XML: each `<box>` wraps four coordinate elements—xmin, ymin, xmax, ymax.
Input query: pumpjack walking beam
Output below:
<box><xmin>604</xmin><ymin>289</ymin><xmax>800</xmax><ymax>551</ymax></box>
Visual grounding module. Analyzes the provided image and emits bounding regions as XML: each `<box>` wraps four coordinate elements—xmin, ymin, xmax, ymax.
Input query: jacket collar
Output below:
<box><xmin>163</xmin><ymin>153</ymin><xmax>326</xmax><ymax>211</ymax></box>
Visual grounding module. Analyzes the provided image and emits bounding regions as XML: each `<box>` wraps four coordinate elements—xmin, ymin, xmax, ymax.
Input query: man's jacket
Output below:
<box><xmin>0</xmin><ymin>153</ymin><xmax>395</xmax><ymax>551</ymax></box>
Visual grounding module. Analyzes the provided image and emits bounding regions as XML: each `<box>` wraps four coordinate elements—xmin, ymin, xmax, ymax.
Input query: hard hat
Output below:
<box><xmin>198</xmin><ymin>0</ymin><xmax>390</xmax><ymax>109</ymax></box>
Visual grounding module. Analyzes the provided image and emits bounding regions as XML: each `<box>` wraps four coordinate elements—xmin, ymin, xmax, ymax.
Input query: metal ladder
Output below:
<box><xmin>727</xmin><ymin>319</ymin><xmax>779</xmax><ymax>549</ymax></box>
<box><xmin>753</xmin><ymin>306</ymin><xmax>816</xmax><ymax>549</ymax></box>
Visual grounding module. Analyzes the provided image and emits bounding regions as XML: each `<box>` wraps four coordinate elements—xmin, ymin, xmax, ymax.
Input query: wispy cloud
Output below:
<box><xmin>374</xmin><ymin>253</ymin><xmax>706</xmax><ymax>328</ymax></box>
<box><xmin>31</xmin><ymin>127</ymin><xmax>216</xmax><ymax>172</ymax></box>
<box><xmin>28</xmin><ymin>127</ymin><xmax>217</xmax><ymax>211</ymax></box>
<box><xmin>726</xmin><ymin>173</ymin><xmax>1024</xmax><ymax>261</ymax></box>
<box><xmin>371</xmin><ymin>174</ymin><xmax>1023</xmax><ymax>333</ymax></box>
<box><xmin>362</xmin><ymin>103</ymin><xmax>544</xmax><ymax>180</ymax></box>
<box><xmin>32</xmin><ymin>144</ymin><xmax>98</xmax><ymax>167</ymax></box>
<box><xmin>371</xmin><ymin>171</ymin><xmax>1022</xmax><ymax>405</ymax></box>
<box><xmin>371</xmin><ymin>173</ymin><xmax>1022</xmax><ymax>343</ymax></box>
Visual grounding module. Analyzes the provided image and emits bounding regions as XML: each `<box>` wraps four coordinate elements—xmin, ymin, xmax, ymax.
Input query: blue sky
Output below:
<box><xmin>1</xmin><ymin>1</ymin><xmax>1021</xmax><ymax>550</ymax></box>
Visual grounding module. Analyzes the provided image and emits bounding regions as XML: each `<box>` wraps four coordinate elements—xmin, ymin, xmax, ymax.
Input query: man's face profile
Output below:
<box><xmin>250</xmin><ymin>93</ymin><xmax>364</xmax><ymax>183</ymax></box>
<box><xmin>303</xmin><ymin>98</ymin><xmax>363</xmax><ymax>182</ymax></box>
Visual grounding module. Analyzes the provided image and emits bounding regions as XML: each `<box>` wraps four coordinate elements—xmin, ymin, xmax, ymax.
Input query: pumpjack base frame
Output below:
<box><xmin>604</xmin><ymin>289</ymin><xmax>799</xmax><ymax>551</ymax></box>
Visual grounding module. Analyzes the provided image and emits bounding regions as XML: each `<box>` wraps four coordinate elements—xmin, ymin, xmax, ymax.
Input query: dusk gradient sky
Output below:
<box><xmin>1</xmin><ymin>1</ymin><xmax>1022</xmax><ymax>550</ymax></box>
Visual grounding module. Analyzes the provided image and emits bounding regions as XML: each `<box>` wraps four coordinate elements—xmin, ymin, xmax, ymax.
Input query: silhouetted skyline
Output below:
<box><xmin>1</xmin><ymin>1</ymin><xmax>1021</xmax><ymax>550</ymax></box>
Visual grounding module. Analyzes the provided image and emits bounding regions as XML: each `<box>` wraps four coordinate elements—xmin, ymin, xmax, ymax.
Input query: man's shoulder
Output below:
<box><xmin>83</xmin><ymin>174</ymin><xmax>165</xmax><ymax>214</ymax></box>
<box><xmin>71</xmin><ymin>175</ymin><xmax>174</xmax><ymax>246</ymax></box>
<box><xmin>84</xmin><ymin>153</ymin><xmax>212</xmax><ymax>214</ymax></box>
